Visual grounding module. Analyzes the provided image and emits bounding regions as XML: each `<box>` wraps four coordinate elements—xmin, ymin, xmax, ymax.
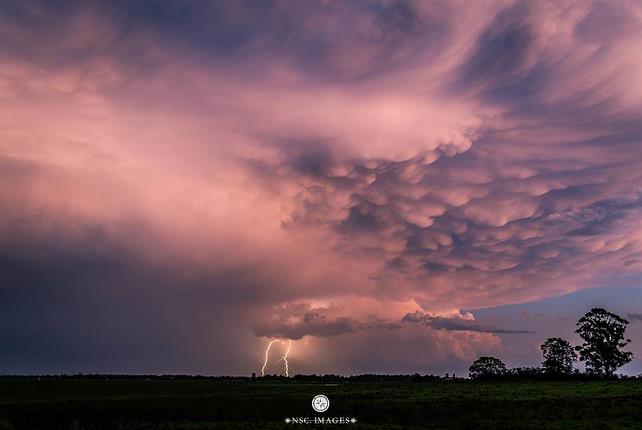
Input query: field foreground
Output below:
<box><xmin>1</xmin><ymin>378</ymin><xmax>642</xmax><ymax>429</ymax></box>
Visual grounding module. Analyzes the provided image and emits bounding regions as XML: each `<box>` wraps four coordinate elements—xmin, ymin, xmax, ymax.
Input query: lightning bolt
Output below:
<box><xmin>260</xmin><ymin>338</ymin><xmax>294</xmax><ymax>377</ymax></box>
<box><xmin>279</xmin><ymin>339</ymin><xmax>293</xmax><ymax>377</ymax></box>
<box><xmin>261</xmin><ymin>339</ymin><xmax>278</xmax><ymax>377</ymax></box>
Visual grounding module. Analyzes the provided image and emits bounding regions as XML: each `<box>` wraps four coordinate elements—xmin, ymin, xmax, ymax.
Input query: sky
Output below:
<box><xmin>1</xmin><ymin>0</ymin><xmax>642</xmax><ymax>376</ymax></box>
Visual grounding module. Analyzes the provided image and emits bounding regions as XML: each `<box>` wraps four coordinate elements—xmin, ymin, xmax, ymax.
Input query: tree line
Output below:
<box><xmin>469</xmin><ymin>308</ymin><xmax>634</xmax><ymax>379</ymax></box>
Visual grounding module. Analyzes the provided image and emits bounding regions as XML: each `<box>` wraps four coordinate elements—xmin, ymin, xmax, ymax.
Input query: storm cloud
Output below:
<box><xmin>401</xmin><ymin>311</ymin><xmax>531</xmax><ymax>334</ymax></box>
<box><xmin>253</xmin><ymin>303</ymin><xmax>401</xmax><ymax>340</ymax></box>
<box><xmin>2</xmin><ymin>0</ymin><xmax>642</xmax><ymax>374</ymax></box>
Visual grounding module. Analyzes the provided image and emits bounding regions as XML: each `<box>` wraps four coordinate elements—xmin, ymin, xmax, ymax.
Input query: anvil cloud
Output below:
<box><xmin>2</xmin><ymin>0</ymin><xmax>642</xmax><ymax>375</ymax></box>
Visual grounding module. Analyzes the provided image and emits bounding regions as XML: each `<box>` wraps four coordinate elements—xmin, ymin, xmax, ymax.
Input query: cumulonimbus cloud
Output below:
<box><xmin>2</xmin><ymin>0</ymin><xmax>642</xmax><ymax>374</ymax></box>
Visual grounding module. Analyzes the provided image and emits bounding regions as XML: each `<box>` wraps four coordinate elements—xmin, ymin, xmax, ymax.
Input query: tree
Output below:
<box><xmin>507</xmin><ymin>367</ymin><xmax>543</xmax><ymax>377</ymax></box>
<box><xmin>575</xmin><ymin>308</ymin><xmax>633</xmax><ymax>376</ymax></box>
<box><xmin>469</xmin><ymin>356</ymin><xmax>506</xmax><ymax>379</ymax></box>
<box><xmin>541</xmin><ymin>337</ymin><xmax>577</xmax><ymax>375</ymax></box>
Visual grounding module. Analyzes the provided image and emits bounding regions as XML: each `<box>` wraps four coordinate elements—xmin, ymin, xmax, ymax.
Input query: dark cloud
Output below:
<box><xmin>457</xmin><ymin>3</ymin><xmax>537</xmax><ymax>100</ymax></box>
<box><xmin>0</xmin><ymin>206</ymin><xmax>310</xmax><ymax>374</ymax></box>
<box><xmin>0</xmin><ymin>0</ymin><xmax>454</xmax><ymax>83</ymax></box>
<box><xmin>0</xmin><ymin>240</ymin><xmax>226</xmax><ymax>373</ymax></box>
<box><xmin>254</xmin><ymin>303</ymin><xmax>401</xmax><ymax>340</ymax></box>
<box><xmin>402</xmin><ymin>311</ymin><xmax>531</xmax><ymax>334</ymax></box>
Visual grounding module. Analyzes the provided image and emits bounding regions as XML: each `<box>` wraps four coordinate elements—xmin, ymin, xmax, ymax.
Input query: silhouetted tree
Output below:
<box><xmin>541</xmin><ymin>337</ymin><xmax>576</xmax><ymax>374</ymax></box>
<box><xmin>575</xmin><ymin>308</ymin><xmax>633</xmax><ymax>376</ymax></box>
<box><xmin>507</xmin><ymin>367</ymin><xmax>543</xmax><ymax>378</ymax></box>
<box><xmin>469</xmin><ymin>356</ymin><xmax>506</xmax><ymax>379</ymax></box>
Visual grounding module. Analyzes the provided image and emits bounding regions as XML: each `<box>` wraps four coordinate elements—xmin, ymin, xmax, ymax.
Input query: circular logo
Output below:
<box><xmin>311</xmin><ymin>394</ymin><xmax>330</xmax><ymax>413</ymax></box>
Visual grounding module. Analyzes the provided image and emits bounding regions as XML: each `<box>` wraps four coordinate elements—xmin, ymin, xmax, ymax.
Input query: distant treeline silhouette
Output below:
<box><xmin>469</xmin><ymin>307</ymin><xmax>634</xmax><ymax>379</ymax></box>
<box><xmin>3</xmin><ymin>372</ymin><xmax>642</xmax><ymax>383</ymax></box>
<box><xmin>1</xmin><ymin>308</ymin><xmax>635</xmax><ymax>382</ymax></box>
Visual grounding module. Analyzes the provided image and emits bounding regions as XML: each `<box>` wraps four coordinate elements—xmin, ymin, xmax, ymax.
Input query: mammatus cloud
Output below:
<box><xmin>1</xmin><ymin>0</ymin><xmax>642</xmax><ymax>374</ymax></box>
<box><xmin>401</xmin><ymin>311</ymin><xmax>531</xmax><ymax>334</ymax></box>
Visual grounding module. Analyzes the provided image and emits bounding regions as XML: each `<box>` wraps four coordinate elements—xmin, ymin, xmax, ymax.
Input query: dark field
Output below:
<box><xmin>1</xmin><ymin>378</ymin><xmax>642</xmax><ymax>429</ymax></box>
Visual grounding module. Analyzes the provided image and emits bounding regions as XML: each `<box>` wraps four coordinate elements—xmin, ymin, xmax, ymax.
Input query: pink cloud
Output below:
<box><xmin>2</xmin><ymin>0</ymin><xmax>642</xmax><ymax>374</ymax></box>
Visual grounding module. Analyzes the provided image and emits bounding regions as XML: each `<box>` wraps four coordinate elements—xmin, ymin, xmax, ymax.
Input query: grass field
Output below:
<box><xmin>1</xmin><ymin>378</ymin><xmax>642</xmax><ymax>429</ymax></box>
